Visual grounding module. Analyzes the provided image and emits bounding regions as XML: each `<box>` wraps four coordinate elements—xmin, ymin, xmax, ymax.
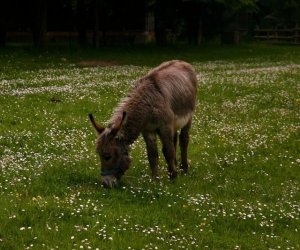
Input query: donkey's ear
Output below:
<box><xmin>111</xmin><ymin>112</ymin><xmax>127</xmax><ymax>136</ymax></box>
<box><xmin>89</xmin><ymin>114</ymin><xmax>105</xmax><ymax>134</ymax></box>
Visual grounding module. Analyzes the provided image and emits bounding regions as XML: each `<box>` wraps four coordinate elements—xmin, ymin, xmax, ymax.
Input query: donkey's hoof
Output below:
<box><xmin>151</xmin><ymin>175</ymin><xmax>161</xmax><ymax>182</ymax></box>
<box><xmin>101</xmin><ymin>176</ymin><xmax>118</xmax><ymax>188</ymax></box>
<box><xmin>169</xmin><ymin>170</ymin><xmax>178</xmax><ymax>180</ymax></box>
<box><xmin>180</xmin><ymin>164</ymin><xmax>189</xmax><ymax>174</ymax></box>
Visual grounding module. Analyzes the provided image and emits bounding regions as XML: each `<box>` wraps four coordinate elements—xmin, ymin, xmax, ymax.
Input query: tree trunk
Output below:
<box><xmin>185</xmin><ymin>2</ymin><xmax>202</xmax><ymax>45</ymax></box>
<box><xmin>0</xmin><ymin>1</ymin><xmax>9</xmax><ymax>47</ymax></box>
<box><xmin>187</xmin><ymin>17</ymin><xmax>202</xmax><ymax>45</ymax></box>
<box><xmin>100</xmin><ymin>0</ymin><xmax>107</xmax><ymax>46</ymax></box>
<box><xmin>31</xmin><ymin>0</ymin><xmax>47</xmax><ymax>48</ymax></box>
<box><xmin>154</xmin><ymin>0</ymin><xmax>167</xmax><ymax>45</ymax></box>
<box><xmin>221</xmin><ymin>11</ymin><xmax>241</xmax><ymax>45</ymax></box>
<box><xmin>197</xmin><ymin>19</ymin><xmax>203</xmax><ymax>45</ymax></box>
<box><xmin>0</xmin><ymin>22</ymin><xmax>6</xmax><ymax>47</ymax></box>
<box><xmin>77</xmin><ymin>0</ymin><xmax>87</xmax><ymax>46</ymax></box>
<box><xmin>145</xmin><ymin>2</ymin><xmax>155</xmax><ymax>43</ymax></box>
<box><xmin>93</xmin><ymin>0</ymin><xmax>100</xmax><ymax>48</ymax></box>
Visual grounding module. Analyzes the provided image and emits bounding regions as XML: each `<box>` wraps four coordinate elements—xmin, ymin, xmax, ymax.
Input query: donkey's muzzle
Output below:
<box><xmin>101</xmin><ymin>175</ymin><xmax>118</xmax><ymax>188</ymax></box>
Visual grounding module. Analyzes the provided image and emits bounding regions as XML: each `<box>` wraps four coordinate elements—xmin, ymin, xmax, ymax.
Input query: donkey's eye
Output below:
<box><xmin>103</xmin><ymin>155</ymin><xmax>112</xmax><ymax>161</ymax></box>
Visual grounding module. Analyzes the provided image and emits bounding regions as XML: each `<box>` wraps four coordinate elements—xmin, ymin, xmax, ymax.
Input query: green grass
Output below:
<box><xmin>0</xmin><ymin>44</ymin><xmax>299</xmax><ymax>249</ymax></box>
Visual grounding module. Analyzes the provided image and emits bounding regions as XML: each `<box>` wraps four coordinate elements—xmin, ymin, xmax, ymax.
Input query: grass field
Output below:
<box><xmin>0</xmin><ymin>44</ymin><xmax>299</xmax><ymax>249</ymax></box>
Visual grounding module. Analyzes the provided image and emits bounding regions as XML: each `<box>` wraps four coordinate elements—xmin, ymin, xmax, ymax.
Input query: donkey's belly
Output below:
<box><xmin>174</xmin><ymin>112</ymin><xmax>192</xmax><ymax>131</ymax></box>
<box><xmin>143</xmin><ymin>112</ymin><xmax>193</xmax><ymax>133</ymax></box>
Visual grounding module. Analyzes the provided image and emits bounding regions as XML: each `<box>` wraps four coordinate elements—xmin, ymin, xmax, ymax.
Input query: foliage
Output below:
<box><xmin>1</xmin><ymin>0</ymin><xmax>300</xmax><ymax>47</ymax></box>
<box><xmin>257</xmin><ymin>0</ymin><xmax>300</xmax><ymax>28</ymax></box>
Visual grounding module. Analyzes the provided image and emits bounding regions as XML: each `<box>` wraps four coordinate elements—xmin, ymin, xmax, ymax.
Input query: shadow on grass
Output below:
<box><xmin>27</xmin><ymin>163</ymin><xmax>101</xmax><ymax>197</ymax></box>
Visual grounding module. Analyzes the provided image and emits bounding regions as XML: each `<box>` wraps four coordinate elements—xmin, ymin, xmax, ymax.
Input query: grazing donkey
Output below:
<box><xmin>89</xmin><ymin>60</ymin><xmax>197</xmax><ymax>187</ymax></box>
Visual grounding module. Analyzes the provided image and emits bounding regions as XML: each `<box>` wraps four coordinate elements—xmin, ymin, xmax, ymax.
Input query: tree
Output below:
<box><xmin>257</xmin><ymin>0</ymin><xmax>300</xmax><ymax>28</ymax></box>
<box><xmin>0</xmin><ymin>1</ymin><xmax>9</xmax><ymax>47</ymax></box>
<box><xmin>30</xmin><ymin>0</ymin><xmax>48</xmax><ymax>48</ymax></box>
<box><xmin>154</xmin><ymin>0</ymin><xmax>169</xmax><ymax>45</ymax></box>
<box><xmin>93</xmin><ymin>0</ymin><xmax>100</xmax><ymax>47</ymax></box>
<box><xmin>176</xmin><ymin>0</ymin><xmax>257</xmax><ymax>45</ymax></box>
<box><xmin>182</xmin><ymin>0</ymin><xmax>204</xmax><ymax>45</ymax></box>
<box><xmin>181</xmin><ymin>0</ymin><xmax>222</xmax><ymax>45</ymax></box>
<box><xmin>217</xmin><ymin>0</ymin><xmax>257</xmax><ymax>44</ymax></box>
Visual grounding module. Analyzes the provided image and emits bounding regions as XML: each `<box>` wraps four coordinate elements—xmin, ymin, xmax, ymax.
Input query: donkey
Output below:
<box><xmin>89</xmin><ymin>60</ymin><xmax>197</xmax><ymax>188</ymax></box>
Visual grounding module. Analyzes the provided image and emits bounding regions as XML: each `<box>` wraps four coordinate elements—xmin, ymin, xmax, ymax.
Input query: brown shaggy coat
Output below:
<box><xmin>89</xmin><ymin>60</ymin><xmax>197</xmax><ymax>187</ymax></box>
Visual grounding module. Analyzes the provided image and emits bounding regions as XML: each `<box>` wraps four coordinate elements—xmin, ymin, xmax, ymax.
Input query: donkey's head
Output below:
<box><xmin>89</xmin><ymin>112</ymin><xmax>131</xmax><ymax>188</ymax></box>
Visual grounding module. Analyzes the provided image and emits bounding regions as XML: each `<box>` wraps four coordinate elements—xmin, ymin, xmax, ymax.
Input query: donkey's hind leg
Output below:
<box><xmin>179</xmin><ymin>119</ymin><xmax>192</xmax><ymax>173</ymax></box>
<box><xmin>173</xmin><ymin>131</ymin><xmax>178</xmax><ymax>167</ymax></box>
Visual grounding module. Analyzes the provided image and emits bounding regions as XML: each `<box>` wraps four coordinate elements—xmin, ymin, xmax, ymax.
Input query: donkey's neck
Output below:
<box><xmin>119</xmin><ymin>111</ymin><xmax>144</xmax><ymax>145</ymax></box>
<box><xmin>111</xmin><ymin>98</ymin><xmax>148</xmax><ymax>145</ymax></box>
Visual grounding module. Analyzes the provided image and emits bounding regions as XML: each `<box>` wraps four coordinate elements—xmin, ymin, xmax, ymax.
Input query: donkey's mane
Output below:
<box><xmin>109</xmin><ymin>77</ymin><xmax>155</xmax><ymax>144</ymax></box>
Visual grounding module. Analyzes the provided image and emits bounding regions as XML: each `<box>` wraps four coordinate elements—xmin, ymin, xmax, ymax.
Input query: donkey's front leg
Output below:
<box><xmin>179</xmin><ymin>119</ymin><xmax>192</xmax><ymax>173</ymax></box>
<box><xmin>159</xmin><ymin>128</ymin><xmax>178</xmax><ymax>180</ymax></box>
<box><xmin>143</xmin><ymin>132</ymin><xmax>159</xmax><ymax>179</ymax></box>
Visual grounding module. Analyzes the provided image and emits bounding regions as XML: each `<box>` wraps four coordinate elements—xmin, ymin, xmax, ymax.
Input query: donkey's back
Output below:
<box><xmin>143</xmin><ymin>60</ymin><xmax>197</xmax><ymax>132</ymax></box>
<box><xmin>149</xmin><ymin>60</ymin><xmax>196</xmax><ymax>107</ymax></box>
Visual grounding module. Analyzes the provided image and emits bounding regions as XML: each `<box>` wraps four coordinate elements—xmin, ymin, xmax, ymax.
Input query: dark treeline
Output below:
<box><xmin>0</xmin><ymin>0</ymin><xmax>299</xmax><ymax>48</ymax></box>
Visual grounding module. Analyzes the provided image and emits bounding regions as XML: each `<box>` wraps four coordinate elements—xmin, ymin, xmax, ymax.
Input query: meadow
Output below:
<box><xmin>0</xmin><ymin>44</ymin><xmax>299</xmax><ymax>249</ymax></box>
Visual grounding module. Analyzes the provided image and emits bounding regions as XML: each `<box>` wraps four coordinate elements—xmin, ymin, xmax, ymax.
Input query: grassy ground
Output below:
<box><xmin>0</xmin><ymin>44</ymin><xmax>299</xmax><ymax>249</ymax></box>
